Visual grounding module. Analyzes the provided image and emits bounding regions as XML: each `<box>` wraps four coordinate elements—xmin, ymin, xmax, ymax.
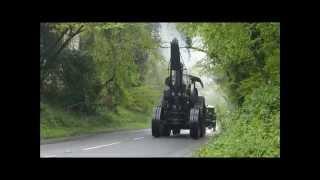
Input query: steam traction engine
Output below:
<box><xmin>152</xmin><ymin>38</ymin><xmax>216</xmax><ymax>139</ymax></box>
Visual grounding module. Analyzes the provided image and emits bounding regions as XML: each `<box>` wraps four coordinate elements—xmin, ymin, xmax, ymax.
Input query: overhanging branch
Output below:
<box><xmin>159</xmin><ymin>45</ymin><xmax>207</xmax><ymax>53</ymax></box>
<box><xmin>158</xmin><ymin>45</ymin><xmax>221</xmax><ymax>63</ymax></box>
<box><xmin>50</xmin><ymin>25</ymin><xmax>85</xmax><ymax>61</ymax></box>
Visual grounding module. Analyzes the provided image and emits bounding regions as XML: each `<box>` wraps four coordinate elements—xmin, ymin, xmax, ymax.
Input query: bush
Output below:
<box><xmin>195</xmin><ymin>83</ymin><xmax>280</xmax><ymax>157</ymax></box>
<box><xmin>124</xmin><ymin>85</ymin><xmax>161</xmax><ymax>113</ymax></box>
<box><xmin>40</xmin><ymin>102</ymin><xmax>152</xmax><ymax>139</ymax></box>
<box><xmin>60</xmin><ymin>50</ymin><xmax>101</xmax><ymax>113</ymax></box>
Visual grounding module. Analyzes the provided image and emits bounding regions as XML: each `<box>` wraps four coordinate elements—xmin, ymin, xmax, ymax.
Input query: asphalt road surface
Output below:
<box><xmin>40</xmin><ymin>128</ymin><xmax>217</xmax><ymax>157</ymax></box>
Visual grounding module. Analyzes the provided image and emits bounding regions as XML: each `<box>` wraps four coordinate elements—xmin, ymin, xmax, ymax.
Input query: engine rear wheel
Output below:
<box><xmin>200</xmin><ymin>123</ymin><xmax>206</xmax><ymax>137</ymax></box>
<box><xmin>190</xmin><ymin>123</ymin><xmax>201</xmax><ymax>139</ymax></box>
<box><xmin>152</xmin><ymin>106</ymin><xmax>162</xmax><ymax>137</ymax></box>
<box><xmin>190</xmin><ymin>108</ymin><xmax>201</xmax><ymax>139</ymax></box>
<box><xmin>160</xmin><ymin>125</ymin><xmax>171</xmax><ymax>136</ymax></box>
<box><xmin>195</xmin><ymin>96</ymin><xmax>206</xmax><ymax>138</ymax></box>
<box><xmin>152</xmin><ymin>119</ymin><xmax>160</xmax><ymax>137</ymax></box>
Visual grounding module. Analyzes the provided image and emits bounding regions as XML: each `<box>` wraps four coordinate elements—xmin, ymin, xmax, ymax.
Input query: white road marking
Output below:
<box><xmin>133</xmin><ymin>137</ymin><xmax>144</xmax><ymax>141</ymax></box>
<box><xmin>82</xmin><ymin>142</ymin><xmax>121</xmax><ymax>151</ymax></box>
<box><xmin>42</xmin><ymin>154</ymin><xmax>57</xmax><ymax>158</ymax></box>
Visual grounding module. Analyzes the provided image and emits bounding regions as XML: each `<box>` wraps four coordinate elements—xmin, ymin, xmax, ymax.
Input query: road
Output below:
<box><xmin>40</xmin><ymin>128</ymin><xmax>217</xmax><ymax>157</ymax></box>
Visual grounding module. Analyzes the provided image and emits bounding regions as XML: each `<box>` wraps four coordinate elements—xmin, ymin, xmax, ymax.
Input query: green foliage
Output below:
<box><xmin>195</xmin><ymin>84</ymin><xmax>280</xmax><ymax>157</ymax></box>
<box><xmin>179</xmin><ymin>23</ymin><xmax>280</xmax><ymax>157</ymax></box>
<box><xmin>124</xmin><ymin>85</ymin><xmax>161</xmax><ymax>112</ymax></box>
<box><xmin>40</xmin><ymin>23</ymin><xmax>165</xmax><ymax>138</ymax></box>
<box><xmin>60</xmin><ymin>50</ymin><xmax>101</xmax><ymax>113</ymax></box>
<box><xmin>41</xmin><ymin>23</ymin><xmax>163</xmax><ymax>114</ymax></box>
<box><xmin>78</xmin><ymin>23</ymin><xmax>161</xmax><ymax>112</ymax></box>
<box><xmin>178</xmin><ymin>23</ymin><xmax>279</xmax><ymax>104</ymax></box>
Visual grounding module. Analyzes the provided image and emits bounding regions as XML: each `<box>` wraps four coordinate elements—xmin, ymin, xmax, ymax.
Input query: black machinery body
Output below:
<box><xmin>152</xmin><ymin>38</ymin><xmax>216</xmax><ymax>139</ymax></box>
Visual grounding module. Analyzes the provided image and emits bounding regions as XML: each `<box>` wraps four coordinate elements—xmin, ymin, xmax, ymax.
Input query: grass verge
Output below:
<box><xmin>193</xmin><ymin>103</ymin><xmax>280</xmax><ymax>157</ymax></box>
<box><xmin>40</xmin><ymin>103</ymin><xmax>152</xmax><ymax>140</ymax></box>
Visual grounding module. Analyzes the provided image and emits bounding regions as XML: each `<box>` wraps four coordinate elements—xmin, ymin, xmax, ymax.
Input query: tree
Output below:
<box><xmin>40</xmin><ymin>23</ymin><xmax>85</xmax><ymax>93</ymax></box>
<box><xmin>177</xmin><ymin>22</ymin><xmax>280</xmax><ymax>157</ymax></box>
<box><xmin>40</xmin><ymin>22</ymin><xmax>165</xmax><ymax>114</ymax></box>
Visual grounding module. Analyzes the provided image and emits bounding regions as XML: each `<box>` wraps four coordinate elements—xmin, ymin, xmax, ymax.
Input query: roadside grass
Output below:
<box><xmin>40</xmin><ymin>103</ymin><xmax>152</xmax><ymax>140</ymax></box>
<box><xmin>193</xmin><ymin>86</ymin><xmax>280</xmax><ymax>158</ymax></box>
<box><xmin>193</xmin><ymin>111</ymin><xmax>279</xmax><ymax>157</ymax></box>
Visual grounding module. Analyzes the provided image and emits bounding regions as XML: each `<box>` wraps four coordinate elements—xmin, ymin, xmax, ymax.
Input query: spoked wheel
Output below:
<box><xmin>190</xmin><ymin>108</ymin><xmax>201</xmax><ymax>139</ymax></box>
<box><xmin>152</xmin><ymin>106</ymin><xmax>162</xmax><ymax>137</ymax></box>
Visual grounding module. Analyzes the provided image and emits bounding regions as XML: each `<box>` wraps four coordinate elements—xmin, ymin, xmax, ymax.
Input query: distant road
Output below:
<box><xmin>40</xmin><ymin>128</ymin><xmax>217</xmax><ymax>157</ymax></box>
